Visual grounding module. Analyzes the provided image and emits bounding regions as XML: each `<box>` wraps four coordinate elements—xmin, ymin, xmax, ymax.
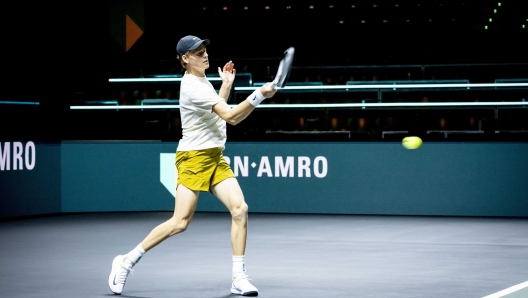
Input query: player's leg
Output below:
<box><xmin>109</xmin><ymin>166</ymin><xmax>200</xmax><ymax>295</ymax></box>
<box><xmin>211</xmin><ymin>177</ymin><xmax>258</xmax><ymax>296</ymax></box>
<box><xmin>211</xmin><ymin>177</ymin><xmax>248</xmax><ymax>256</ymax></box>
<box><xmin>140</xmin><ymin>183</ymin><xmax>199</xmax><ymax>250</ymax></box>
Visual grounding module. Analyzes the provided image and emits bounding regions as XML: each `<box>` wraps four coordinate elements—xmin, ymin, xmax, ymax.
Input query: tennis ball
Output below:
<box><xmin>402</xmin><ymin>136</ymin><xmax>422</xmax><ymax>149</ymax></box>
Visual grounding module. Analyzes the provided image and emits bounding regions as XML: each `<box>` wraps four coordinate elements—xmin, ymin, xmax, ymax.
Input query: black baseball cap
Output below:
<box><xmin>176</xmin><ymin>35</ymin><xmax>210</xmax><ymax>56</ymax></box>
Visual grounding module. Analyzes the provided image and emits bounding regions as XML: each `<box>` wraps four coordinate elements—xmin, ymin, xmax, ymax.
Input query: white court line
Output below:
<box><xmin>482</xmin><ymin>281</ymin><xmax>528</xmax><ymax>298</ymax></box>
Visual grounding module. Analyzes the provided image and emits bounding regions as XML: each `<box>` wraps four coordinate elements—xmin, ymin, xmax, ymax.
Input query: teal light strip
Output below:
<box><xmin>0</xmin><ymin>101</ymin><xmax>40</xmax><ymax>105</ymax></box>
<box><xmin>235</xmin><ymin>82</ymin><xmax>528</xmax><ymax>91</ymax></box>
<box><xmin>109</xmin><ymin>77</ymin><xmax>222</xmax><ymax>82</ymax></box>
<box><xmin>70</xmin><ymin>101</ymin><xmax>528</xmax><ymax>110</ymax></box>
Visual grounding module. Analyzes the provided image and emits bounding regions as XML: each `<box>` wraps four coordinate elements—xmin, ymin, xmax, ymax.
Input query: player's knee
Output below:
<box><xmin>167</xmin><ymin>219</ymin><xmax>190</xmax><ymax>236</ymax></box>
<box><xmin>231</xmin><ymin>202</ymin><xmax>248</xmax><ymax>222</ymax></box>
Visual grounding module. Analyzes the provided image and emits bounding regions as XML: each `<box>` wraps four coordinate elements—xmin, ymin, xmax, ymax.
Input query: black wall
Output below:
<box><xmin>1</xmin><ymin>0</ymin><xmax>526</xmax><ymax>141</ymax></box>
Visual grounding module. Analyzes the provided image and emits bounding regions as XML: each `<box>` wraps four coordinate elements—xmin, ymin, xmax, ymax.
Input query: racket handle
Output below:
<box><xmin>271</xmin><ymin>83</ymin><xmax>277</xmax><ymax>90</ymax></box>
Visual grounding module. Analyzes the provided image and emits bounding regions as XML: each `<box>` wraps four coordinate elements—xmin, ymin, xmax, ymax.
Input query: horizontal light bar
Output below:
<box><xmin>70</xmin><ymin>101</ymin><xmax>528</xmax><ymax>110</ymax></box>
<box><xmin>256</xmin><ymin>102</ymin><xmax>528</xmax><ymax>108</ymax></box>
<box><xmin>108</xmin><ymin>80</ymin><xmax>528</xmax><ymax>88</ymax></box>
<box><xmin>0</xmin><ymin>101</ymin><xmax>40</xmax><ymax>105</ymax></box>
<box><xmin>71</xmin><ymin>105</ymin><xmax>180</xmax><ymax>110</ymax></box>
<box><xmin>109</xmin><ymin>77</ymin><xmax>222</xmax><ymax>82</ymax></box>
<box><xmin>266</xmin><ymin>131</ymin><xmax>351</xmax><ymax>134</ymax></box>
<box><xmin>236</xmin><ymin>82</ymin><xmax>528</xmax><ymax>91</ymax></box>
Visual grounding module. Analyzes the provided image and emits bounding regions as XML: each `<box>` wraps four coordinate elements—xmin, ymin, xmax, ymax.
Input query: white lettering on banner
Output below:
<box><xmin>225</xmin><ymin>155</ymin><xmax>328</xmax><ymax>178</ymax></box>
<box><xmin>0</xmin><ymin>141</ymin><xmax>35</xmax><ymax>171</ymax></box>
<box><xmin>257</xmin><ymin>156</ymin><xmax>273</xmax><ymax>177</ymax></box>
<box><xmin>160</xmin><ymin>153</ymin><xmax>328</xmax><ymax>196</ymax></box>
<box><xmin>0</xmin><ymin>142</ymin><xmax>10</xmax><ymax>171</ymax></box>
<box><xmin>298</xmin><ymin>156</ymin><xmax>311</xmax><ymax>177</ymax></box>
<box><xmin>275</xmin><ymin>156</ymin><xmax>294</xmax><ymax>177</ymax></box>
<box><xmin>13</xmin><ymin>142</ymin><xmax>23</xmax><ymax>170</ymax></box>
<box><xmin>234</xmin><ymin>156</ymin><xmax>249</xmax><ymax>177</ymax></box>
<box><xmin>314</xmin><ymin>156</ymin><xmax>328</xmax><ymax>178</ymax></box>
<box><xmin>25</xmin><ymin>142</ymin><xmax>36</xmax><ymax>170</ymax></box>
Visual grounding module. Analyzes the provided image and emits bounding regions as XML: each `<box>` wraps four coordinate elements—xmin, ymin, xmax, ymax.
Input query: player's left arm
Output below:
<box><xmin>218</xmin><ymin>61</ymin><xmax>235</xmax><ymax>101</ymax></box>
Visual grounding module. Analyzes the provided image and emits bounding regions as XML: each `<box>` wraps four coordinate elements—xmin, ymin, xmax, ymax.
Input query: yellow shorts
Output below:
<box><xmin>175</xmin><ymin>147</ymin><xmax>235</xmax><ymax>192</ymax></box>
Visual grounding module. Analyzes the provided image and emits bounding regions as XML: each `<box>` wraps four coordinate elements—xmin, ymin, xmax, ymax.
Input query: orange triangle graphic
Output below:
<box><xmin>126</xmin><ymin>14</ymin><xmax>144</xmax><ymax>51</ymax></box>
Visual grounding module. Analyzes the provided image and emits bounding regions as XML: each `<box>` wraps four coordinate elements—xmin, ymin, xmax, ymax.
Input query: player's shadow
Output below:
<box><xmin>103</xmin><ymin>292</ymin><xmax>245</xmax><ymax>298</ymax></box>
<box><xmin>103</xmin><ymin>293</ymin><xmax>242</xmax><ymax>298</ymax></box>
<box><xmin>103</xmin><ymin>295</ymin><xmax>150</xmax><ymax>298</ymax></box>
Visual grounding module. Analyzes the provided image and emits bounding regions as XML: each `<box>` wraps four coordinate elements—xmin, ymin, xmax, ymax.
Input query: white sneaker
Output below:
<box><xmin>231</xmin><ymin>273</ymin><xmax>258</xmax><ymax>296</ymax></box>
<box><xmin>108</xmin><ymin>255</ymin><xmax>134</xmax><ymax>295</ymax></box>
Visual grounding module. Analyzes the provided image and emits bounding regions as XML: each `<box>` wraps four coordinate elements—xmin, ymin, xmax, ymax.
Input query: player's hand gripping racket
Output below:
<box><xmin>272</xmin><ymin>47</ymin><xmax>295</xmax><ymax>90</ymax></box>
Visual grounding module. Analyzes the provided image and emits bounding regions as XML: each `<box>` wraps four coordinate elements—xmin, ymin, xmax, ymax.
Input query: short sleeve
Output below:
<box><xmin>186</xmin><ymin>80</ymin><xmax>224</xmax><ymax>112</ymax></box>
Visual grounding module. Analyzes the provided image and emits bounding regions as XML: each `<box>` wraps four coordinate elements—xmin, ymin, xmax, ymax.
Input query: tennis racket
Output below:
<box><xmin>272</xmin><ymin>47</ymin><xmax>295</xmax><ymax>90</ymax></box>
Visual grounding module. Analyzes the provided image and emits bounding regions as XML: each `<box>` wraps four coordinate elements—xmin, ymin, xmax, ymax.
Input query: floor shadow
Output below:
<box><xmin>102</xmin><ymin>294</ymin><xmax>151</xmax><ymax>298</ymax></box>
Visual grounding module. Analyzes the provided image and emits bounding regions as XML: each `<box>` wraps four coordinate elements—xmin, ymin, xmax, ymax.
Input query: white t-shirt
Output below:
<box><xmin>176</xmin><ymin>73</ymin><xmax>227</xmax><ymax>151</ymax></box>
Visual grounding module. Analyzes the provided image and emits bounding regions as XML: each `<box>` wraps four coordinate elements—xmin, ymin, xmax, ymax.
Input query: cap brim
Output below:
<box><xmin>189</xmin><ymin>39</ymin><xmax>210</xmax><ymax>51</ymax></box>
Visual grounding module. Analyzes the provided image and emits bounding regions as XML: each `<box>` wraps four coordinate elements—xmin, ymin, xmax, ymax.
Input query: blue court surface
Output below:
<box><xmin>1</xmin><ymin>212</ymin><xmax>528</xmax><ymax>298</ymax></box>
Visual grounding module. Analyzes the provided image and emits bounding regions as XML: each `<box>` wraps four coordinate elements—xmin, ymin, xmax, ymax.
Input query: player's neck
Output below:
<box><xmin>186</xmin><ymin>68</ymin><xmax>205</xmax><ymax>78</ymax></box>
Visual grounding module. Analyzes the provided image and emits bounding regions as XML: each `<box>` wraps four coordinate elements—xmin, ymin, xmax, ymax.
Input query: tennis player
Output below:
<box><xmin>108</xmin><ymin>35</ymin><xmax>276</xmax><ymax>296</ymax></box>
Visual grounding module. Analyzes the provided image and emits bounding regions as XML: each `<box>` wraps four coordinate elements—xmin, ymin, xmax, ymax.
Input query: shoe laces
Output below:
<box><xmin>233</xmin><ymin>272</ymin><xmax>251</xmax><ymax>282</ymax></box>
<box><xmin>115</xmin><ymin>261</ymin><xmax>134</xmax><ymax>285</ymax></box>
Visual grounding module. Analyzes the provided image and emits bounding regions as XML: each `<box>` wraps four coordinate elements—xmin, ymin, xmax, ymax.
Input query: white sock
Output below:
<box><xmin>125</xmin><ymin>244</ymin><xmax>145</xmax><ymax>265</ymax></box>
<box><xmin>232</xmin><ymin>255</ymin><xmax>245</xmax><ymax>276</ymax></box>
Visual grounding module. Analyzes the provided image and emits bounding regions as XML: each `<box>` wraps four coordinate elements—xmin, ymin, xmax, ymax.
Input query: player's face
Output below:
<box><xmin>185</xmin><ymin>44</ymin><xmax>209</xmax><ymax>71</ymax></box>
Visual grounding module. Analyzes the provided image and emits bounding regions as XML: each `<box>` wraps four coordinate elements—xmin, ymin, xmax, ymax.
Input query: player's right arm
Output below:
<box><xmin>212</xmin><ymin>83</ymin><xmax>277</xmax><ymax>126</ymax></box>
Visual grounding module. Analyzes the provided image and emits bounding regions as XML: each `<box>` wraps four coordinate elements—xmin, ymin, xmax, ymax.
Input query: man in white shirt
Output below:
<box><xmin>108</xmin><ymin>35</ymin><xmax>277</xmax><ymax>297</ymax></box>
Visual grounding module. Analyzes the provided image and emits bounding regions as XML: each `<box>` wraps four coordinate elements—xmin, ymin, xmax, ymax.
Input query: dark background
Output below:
<box><xmin>1</xmin><ymin>0</ymin><xmax>527</xmax><ymax>141</ymax></box>
<box><xmin>3</xmin><ymin>1</ymin><xmax>527</xmax><ymax>97</ymax></box>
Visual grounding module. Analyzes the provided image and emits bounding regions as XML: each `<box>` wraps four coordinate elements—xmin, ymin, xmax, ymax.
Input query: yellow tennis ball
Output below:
<box><xmin>402</xmin><ymin>136</ymin><xmax>422</xmax><ymax>149</ymax></box>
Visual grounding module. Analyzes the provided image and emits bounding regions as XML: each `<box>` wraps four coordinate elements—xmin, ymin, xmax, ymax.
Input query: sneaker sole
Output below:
<box><xmin>231</xmin><ymin>289</ymin><xmax>258</xmax><ymax>296</ymax></box>
<box><xmin>109</xmin><ymin>256</ymin><xmax>124</xmax><ymax>295</ymax></box>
